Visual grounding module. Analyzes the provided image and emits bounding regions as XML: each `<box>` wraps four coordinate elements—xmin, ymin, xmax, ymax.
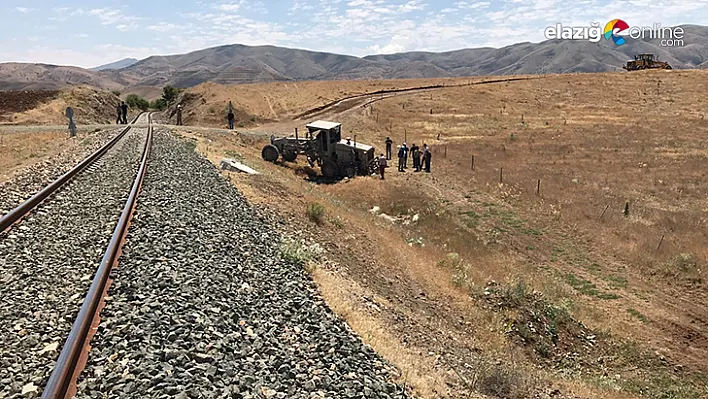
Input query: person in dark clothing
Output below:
<box><xmin>422</xmin><ymin>143</ymin><xmax>431</xmax><ymax>173</ymax></box>
<box><xmin>120</xmin><ymin>101</ymin><xmax>128</xmax><ymax>124</ymax></box>
<box><xmin>176</xmin><ymin>105</ymin><xmax>183</xmax><ymax>126</ymax></box>
<box><xmin>378</xmin><ymin>154</ymin><xmax>387</xmax><ymax>179</ymax></box>
<box><xmin>397</xmin><ymin>145</ymin><xmax>405</xmax><ymax>172</ymax></box>
<box><xmin>411</xmin><ymin>143</ymin><xmax>420</xmax><ymax>171</ymax></box>
<box><xmin>227</xmin><ymin>110</ymin><xmax>235</xmax><ymax>130</ymax></box>
<box><xmin>116</xmin><ymin>104</ymin><xmax>122</xmax><ymax>124</ymax></box>
<box><xmin>402</xmin><ymin>143</ymin><xmax>409</xmax><ymax>169</ymax></box>
<box><xmin>385</xmin><ymin>137</ymin><xmax>393</xmax><ymax>160</ymax></box>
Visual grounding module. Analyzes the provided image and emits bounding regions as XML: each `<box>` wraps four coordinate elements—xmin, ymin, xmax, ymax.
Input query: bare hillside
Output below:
<box><xmin>2</xmin><ymin>24</ymin><xmax>708</xmax><ymax>91</ymax></box>
<box><xmin>1</xmin><ymin>86</ymin><xmax>122</xmax><ymax>125</ymax></box>
<box><xmin>0</xmin><ymin>63</ymin><xmax>123</xmax><ymax>91</ymax></box>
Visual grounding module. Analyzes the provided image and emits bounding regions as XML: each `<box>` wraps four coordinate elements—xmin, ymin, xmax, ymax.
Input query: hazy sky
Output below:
<box><xmin>1</xmin><ymin>0</ymin><xmax>707</xmax><ymax>68</ymax></box>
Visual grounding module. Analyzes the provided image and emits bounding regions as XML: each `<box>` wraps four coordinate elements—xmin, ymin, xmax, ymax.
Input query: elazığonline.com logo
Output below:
<box><xmin>544</xmin><ymin>19</ymin><xmax>685</xmax><ymax>47</ymax></box>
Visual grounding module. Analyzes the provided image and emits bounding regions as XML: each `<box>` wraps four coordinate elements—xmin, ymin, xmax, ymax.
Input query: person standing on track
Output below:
<box><xmin>176</xmin><ymin>105</ymin><xmax>183</xmax><ymax>126</ymax></box>
<box><xmin>121</xmin><ymin>101</ymin><xmax>128</xmax><ymax>124</ymax></box>
<box><xmin>385</xmin><ymin>137</ymin><xmax>393</xmax><ymax>160</ymax></box>
<box><xmin>115</xmin><ymin>103</ymin><xmax>122</xmax><ymax>124</ymax></box>
<box><xmin>227</xmin><ymin>110</ymin><xmax>235</xmax><ymax>130</ymax></box>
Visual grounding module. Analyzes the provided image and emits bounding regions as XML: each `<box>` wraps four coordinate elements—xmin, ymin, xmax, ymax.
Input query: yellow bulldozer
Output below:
<box><xmin>623</xmin><ymin>54</ymin><xmax>672</xmax><ymax>71</ymax></box>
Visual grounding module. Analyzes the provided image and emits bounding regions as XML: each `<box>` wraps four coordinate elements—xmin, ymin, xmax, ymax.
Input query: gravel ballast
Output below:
<box><xmin>76</xmin><ymin>129</ymin><xmax>410</xmax><ymax>399</ymax></box>
<box><xmin>0</xmin><ymin>123</ymin><xmax>149</xmax><ymax>399</ymax></box>
<box><xmin>0</xmin><ymin>127</ymin><xmax>127</xmax><ymax>216</ymax></box>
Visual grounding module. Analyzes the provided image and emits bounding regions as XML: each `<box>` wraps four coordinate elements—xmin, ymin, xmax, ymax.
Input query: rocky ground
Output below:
<box><xmin>75</xmin><ymin>129</ymin><xmax>411</xmax><ymax>399</ymax></box>
<box><xmin>0</xmin><ymin>127</ymin><xmax>123</xmax><ymax>214</ymax></box>
<box><xmin>0</xmin><ymin>125</ymin><xmax>148</xmax><ymax>399</ymax></box>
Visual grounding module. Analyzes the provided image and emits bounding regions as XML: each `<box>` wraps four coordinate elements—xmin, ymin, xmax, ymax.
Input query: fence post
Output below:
<box><xmin>599</xmin><ymin>205</ymin><xmax>609</xmax><ymax>220</ymax></box>
<box><xmin>500</xmin><ymin>168</ymin><xmax>503</xmax><ymax>184</ymax></box>
<box><xmin>471</xmin><ymin>155</ymin><xmax>475</xmax><ymax>170</ymax></box>
<box><xmin>536</xmin><ymin>179</ymin><xmax>540</xmax><ymax>196</ymax></box>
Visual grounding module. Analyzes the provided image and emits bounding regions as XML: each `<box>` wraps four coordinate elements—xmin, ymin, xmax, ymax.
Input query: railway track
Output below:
<box><xmin>2</xmin><ymin>115</ymin><xmax>410</xmax><ymax>398</ymax></box>
<box><xmin>0</xmin><ymin>113</ymin><xmax>153</xmax><ymax>398</ymax></box>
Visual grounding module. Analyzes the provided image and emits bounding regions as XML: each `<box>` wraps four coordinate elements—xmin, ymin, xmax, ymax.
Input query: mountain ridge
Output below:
<box><xmin>90</xmin><ymin>58</ymin><xmax>139</xmax><ymax>72</ymax></box>
<box><xmin>1</xmin><ymin>24</ymin><xmax>707</xmax><ymax>91</ymax></box>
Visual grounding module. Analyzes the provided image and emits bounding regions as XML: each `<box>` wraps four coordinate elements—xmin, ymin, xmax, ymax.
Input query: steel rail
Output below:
<box><xmin>41</xmin><ymin>114</ymin><xmax>154</xmax><ymax>399</ymax></box>
<box><xmin>0</xmin><ymin>113</ymin><xmax>143</xmax><ymax>233</ymax></box>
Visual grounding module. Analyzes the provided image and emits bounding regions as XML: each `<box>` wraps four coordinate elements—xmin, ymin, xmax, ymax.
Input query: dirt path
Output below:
<box><xmin>293</xmin><ymin>76</ymin><xmax>544</xmax><ymax>121</ymax></box>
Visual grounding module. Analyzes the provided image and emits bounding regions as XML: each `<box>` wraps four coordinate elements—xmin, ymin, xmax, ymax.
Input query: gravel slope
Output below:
<box><xmin>76</xmin><ymin>129</ymin><xmax>410</xmax><ymax>399</ymax></box>
<box><xmin>0</xmin><ymin>125</ymin><xmax>148</xmax><ymax>399</ymax></box>
<box><xmin>0</xmin><ymin>128</ymin><xmax>120</xmax><ymax>215</ymax></box>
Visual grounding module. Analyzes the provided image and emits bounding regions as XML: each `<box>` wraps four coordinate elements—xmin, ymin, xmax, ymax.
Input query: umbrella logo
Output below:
<box><xmin>604</xmin><ymin>19</ymin><xmax>630</xmax><ymax>45</ymax></box>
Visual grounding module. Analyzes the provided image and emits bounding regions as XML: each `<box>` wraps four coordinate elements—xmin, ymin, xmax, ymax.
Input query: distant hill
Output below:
<box><xmin>90</xmin><ymin>58</ymin><xmax>139</xmax><ymax>71</ymax></box>
<box><xmin>1</xmin><ymin>24</ymin><xmax>707</xmax><ymax>91</ymax></box>
<box><xmin>0</xmin><ymin>63</ymin><xmax>124</xmax><ymax>91</ymax></box>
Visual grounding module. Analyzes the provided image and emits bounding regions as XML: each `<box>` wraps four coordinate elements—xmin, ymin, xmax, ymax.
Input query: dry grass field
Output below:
<box><xmin>176</xmin><ymin>70</ymin><xmax>708</xmax><ymax>399</ymax></box>
<box><xmin>170</xmin><ymin>77</ymin><xmax>512</xmax><ymax>129</ymax></box>
<box><xmin>0</xmin><ymin>131</ymin><xmax>68</xmax><ymax>180</ymax></box>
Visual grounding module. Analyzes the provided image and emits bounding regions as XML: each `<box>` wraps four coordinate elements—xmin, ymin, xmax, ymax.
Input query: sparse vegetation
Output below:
<box><xmin>306</xmin><ymin>202</ymin><xmax>326</xmax><ymax>225</ymax></box>
<box><xmin>279</xmin><ymin>239</ymin><xmax>323</xmax><ymax>274</ymax></box>
<box><xmin>330</xmin><ymin>216</ymin><xmax>345</xmax><ymax>229</ymax></box>
<box><xmin>183</xmin><ymin>138</ymin><xmax>197</xmax><ymax>152</ymax></box>
<box><xmin>627</xmin><ymin>308</ymin><xmax>648</xmax><ymax>323</ymax></box>
<box><xmin>469</xmin><ymin>359</ymin><xmax>541</xmax><ymax>399</ymax></box>
<box><xmin>565</xmin><ymin>273</ymin><xmax>620</xmax><ymax>299</ymax></box>
<box><xmin>437</xmin><ymin>252</ymin><xmax>473</xmax><ymax>288</ymax></box>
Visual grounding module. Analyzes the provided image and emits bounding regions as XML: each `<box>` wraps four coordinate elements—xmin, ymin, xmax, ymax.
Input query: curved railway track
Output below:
<box><xmin>0</xmin><ymin>113</ymin><xmax>153</xmax><ymax>399</ymax></box>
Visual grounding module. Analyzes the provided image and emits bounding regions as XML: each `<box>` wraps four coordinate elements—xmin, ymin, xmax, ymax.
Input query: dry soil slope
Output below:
<box><xmin>2</xmin><ymin>86</ymin><xmax>121</xmax><ymax>125</ymax></box>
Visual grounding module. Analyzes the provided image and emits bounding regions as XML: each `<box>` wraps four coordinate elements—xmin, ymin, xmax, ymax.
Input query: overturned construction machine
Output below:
<box><xmin>623</xmin><ymin>54</ymin><xmax>672</xmax><ymax>71</ymax></box>
<box><xmin>261</xmin><ymin>120</ymin><xmax>378</xmax><ymax>179</ymax></box>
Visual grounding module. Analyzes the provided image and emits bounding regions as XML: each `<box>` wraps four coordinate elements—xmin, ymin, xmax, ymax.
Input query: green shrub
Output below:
<box><xmin>162</xmin><ymin>85</ymin><xmax>181</xmax><ymax>104</ymax></box>
<box><xmin>279</xmin><ymin>239</ymin><xmax>323</xmax><ymax>274</ymax></box>
<box><xmin>150</xmin><ymin>98</ymin><xmax>167</xmax><ymax>111</ymax></box>
<box><xmin>125</xmin><ymin>94</ymin><xmax>149</xmax><ymax>111</ymax></box>
<box><xmin>306</xmin><ymin>202</ymin><xmax>326</xmax><ymax>225</ymax></box>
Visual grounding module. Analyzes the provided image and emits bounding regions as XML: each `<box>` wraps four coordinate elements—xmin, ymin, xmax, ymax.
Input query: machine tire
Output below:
<box><xmin>368</xmin><ymin>160</ymin><xmax>379</xmax><ymax>176</ymax></box>
<box><xmin>666</xmin><ymin>65</ymin><xmax>672</xmax><ymax>70</ymax></box>
<box><xmin>283</xmin><ymin>150</ymin><xmax>297</xmax><ymax>162</ymax></box>
<box><xmin>321</xmin><ymin>161</ymin><xmax>339</xmax><ymax>179</ymax></box>
<box><xmin>262</xmin><ymin>145</ymin><xmax>279</xmax><ymax>162</ymax></box>
<box><xmin>344</xmin><ymin>165</ymin><xmax>356</xmax><ymax>178</ymax></box>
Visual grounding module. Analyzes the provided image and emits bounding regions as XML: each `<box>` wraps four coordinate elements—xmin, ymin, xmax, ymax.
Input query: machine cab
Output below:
<box><xmin>307</xmin><ymin>120</ymin><xmax>342</xmax><ymax>153</ymax></box>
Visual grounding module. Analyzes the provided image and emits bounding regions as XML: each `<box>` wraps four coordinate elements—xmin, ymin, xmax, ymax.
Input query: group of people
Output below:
<box><xmin>116</xmin><ymin>100</ymin><xmax>237</xmax><ymax>130</ymax></box>
<box><xmin>115</xmin><ymin>101</ymin><xmax>128</xmax><ymax>124</ymax></box>
<box><xmin>378</xmin><ymin>137</ymin><xmax>431</xmax><ymax>179</ymax></box>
